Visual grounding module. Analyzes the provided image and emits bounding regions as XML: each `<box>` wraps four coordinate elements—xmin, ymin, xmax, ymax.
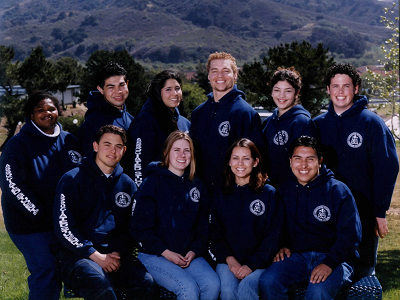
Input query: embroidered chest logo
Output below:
<box><xmin>190</xmin><ymin>187</ymin><xmax>200</xmax><ymax>202</ymax></box>
<box><xmin>218</xmin><ymin>121</ymin><xmax>230</xmax><ymax>137</ymax></box>
<box><xmin>115</xmin><ymin>192</ymin><xmax>131</xmax><ymax>208</ymax></box>
<box><xmin>68</xmin><ymin>150</ymin><xmax>82</xmax><ymax>164</ymax></box>
<box><xmin>313</xmin><ymin>205</ymin><xmax>331</xmax><ymax>222</ymax></box>
<box><xmin>273</xmin><ymin>130</ymin><xmax>289</xmax><ymax>146</ymax></box>
<box><xmin>249</xmin><ymin>199</ymin><xmax>265</xmax><ymax>216</ymax></box>
<box><xmin>347</xmin><ymin>132</ymin><xmax>363</xmax><ymax>148</ymax></box>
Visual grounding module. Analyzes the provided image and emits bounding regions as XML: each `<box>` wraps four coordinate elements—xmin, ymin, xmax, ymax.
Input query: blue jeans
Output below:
<box><xmin>56</xmin><ymin>249</ymin><xmax>156</xmax><ymax>300</ymax></box>
<box><xmin>216</xmin><ymin>263</ymin><xmax>264</xmax><ymax>300</ymax></box>
<box><xmin>138</xmin><ymin>252</ymin><xmax>221</xmax><ymax>300</ymax></box>
<box><xmin>259</xmin><ymin>252</ymin><xmax>354</xmax><ymax>300</ymax></box>
<box><xmin>8</xmin><ymin>231</ymin><xmax>60</xmax><ymax>300</ymax></box>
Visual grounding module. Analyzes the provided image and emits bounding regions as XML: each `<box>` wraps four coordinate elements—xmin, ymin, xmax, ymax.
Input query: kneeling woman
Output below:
<box><xmin>130</xmin><ymin>131</ymin><xmax>220</xmax><ymax>300</ymax></box>
<box><xmin>209</xmin><ymin>138</ymin><xmax>280</xmax><ymax>300</ymax></box>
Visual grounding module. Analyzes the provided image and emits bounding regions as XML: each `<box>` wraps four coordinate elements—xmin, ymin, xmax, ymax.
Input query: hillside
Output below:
<box><xmin>0</xmin><ymin>0</ymin><xmax>395</xmax><ymax>64</ymax></box>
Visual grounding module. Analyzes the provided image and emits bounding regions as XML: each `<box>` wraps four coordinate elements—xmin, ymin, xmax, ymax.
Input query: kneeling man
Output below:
<box><xmin>259</xmin><ymin>136</ymin><xmax>361</xmax><ymax>300</ymax></box>
<box><xmin>53</xmin><ymin>125</ymin><xmax>155</xmax><ymax>300</ymax></box>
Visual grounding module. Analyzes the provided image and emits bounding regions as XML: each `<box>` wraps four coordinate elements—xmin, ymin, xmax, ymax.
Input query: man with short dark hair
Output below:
<box><xmin>190</xmin><ymin>52</ymin><xmax>264</xmax><ymax>194</ymax></box>
<box><xmin>314</xmin><ymin>63</ymin><xmax>399</xmax><ymax>278</ymax></box>
<box><xmin>78</xmin><ymin>62</ymin><xmax>134</xmax><ymax>157</ymax></box>
<box><xmin>259</xmin><ymin>136</ymin><xmax>361</xmax><ymax>300</ymax></box>
<box><xmin>53</xmin><ymin>125</ymin><xmax>155</xmax><ymax>300</ymax></box>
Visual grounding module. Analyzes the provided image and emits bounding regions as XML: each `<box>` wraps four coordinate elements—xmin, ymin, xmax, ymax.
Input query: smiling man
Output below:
<box><xmin>259</xmin><ymin>136</ymin><xmax>362</xmax><ymax>300</ymax></box>
<box><xmin>314</xmin><ymin>63</ymin><xmax>399</xmax><ymax>279</ymax></box>
<box><xmin>78</xmin><ymin>62</ymin><xmax>134</xmax><ymax>158</ymax></box>
<box><xmin>190</xmin><ymin>52</ymin><xmax>264</xmax><ymax>195</ymax></box>
<box><xmin>53</xmin><ymin>125</ymin><xmax>155</xmax><ymax>300</ymax></box>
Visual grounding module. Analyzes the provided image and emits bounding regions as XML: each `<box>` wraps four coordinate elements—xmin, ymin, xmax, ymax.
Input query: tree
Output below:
<box><xmin>193</xmin><ymin>62</ymin><xmax>212</xmax><ymax>95</ymax></box>
<box><xmin>18</xmin><ymin>46</ymin><xmax>57</xmax><ymax>95</ymax></box>
<box><xmin>181</xmin><ymin>83</ymin><xmax>207</xmax><ymax>120</ymax></box>
<box><xmin>0</xmin><ymin>45</ymin><xmax>25</xmax><ymax>150</ymax></box>
<box><xmin>79</xmin><ymin>50</ymin><xmax>147</xmax><ymax>116</ymax></box>
<box><xmin>239</xmin><ymin>41</ymin><xmax>335</xmax><ymax>116</ymax></box>
<box><xmin>367</xmin><ymin>1</ymin><xmax>399</xmax><ymax>139</ymax></box>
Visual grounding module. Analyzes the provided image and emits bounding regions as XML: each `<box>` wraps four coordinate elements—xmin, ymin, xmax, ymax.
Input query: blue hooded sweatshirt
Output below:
<box><xmin>190</xmin><ymin>85</ymin><xmax>264</xmax><ymax>194</ymax></box>
<box><xmin>127</xmin><ymin>97</ymin><xmax>190</xmax><ymax>187</ymax></box>
<box><xmin>130</xmin><ymin>163</ymin><xmax>210</xmax><ymax>257</ymax></box>
<box><xmin>0</xmin><ymin>120</ymin><xmax>82</xmax><ymax>234</ymax></box>
<box><xmin>77</xmin><ymin>91</ymin><xmax>134</xmax><ymax>157</ymax></box>
<box><xmin>262</xmin><ymin>105</ymin><xmax>317</xmax><ymax>187</ymax></box>
<box><xmin>314</xmin><ymin>95</ymin><xmax>399</xmax><ymax>219</ymax></box>
<box><xmin>53</xmin><ymin>154</ymin><xmax>137</xmax><ymax>258</ymax></box>
<box><xmin>209</xmin><ymin>184</ymin><xmax>281</xmax><ymax>271</ymax></box>
<box><xmin>278</xmin><ymin>165</ymin><xmax>362</xmax><ymax>270</ymax></box>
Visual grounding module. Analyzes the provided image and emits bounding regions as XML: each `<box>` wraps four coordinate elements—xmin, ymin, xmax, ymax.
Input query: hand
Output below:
<box><xmin>181</xmin><ymin>251</ymin><xmax>196</xmax><ymax>268</ymax></box>
<box><xmin>89</xmin><ymin>251</ymin><xmax>121</xmax><ymax>273</ymax></box>
<box><xmin>375</xmin><ymin>217</ymin><xmax>389</xmax><ymax>238</ymax></box>
<box><xmin>235</xmin><ymin>265</ymin><xmax>252</xmax><ymax>280</ymax></box>
<box><xmin>310</xmin><ymin>264</ymin><xmax>332</xmax><ymax>284</ymax></box>
<box><xmin>161</xmin><ymin>249</ymin><xmax>187</xmax><ymax>267</ymax></box>
<box><xmin>273</xmin><ymin>247</ymin><xmax>291</xmax><ymax>262</ymax></box>
<box><xmin>226</xmin><ymin>256</ymin><xmax>241</xmax><ymax>275</ymax></box>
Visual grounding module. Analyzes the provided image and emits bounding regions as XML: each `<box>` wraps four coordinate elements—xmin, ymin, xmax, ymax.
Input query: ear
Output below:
<box><xmin>93</xmin><ymin>141</ymin><xmax>99</xmax><ymax>152</ymax></box>
<box><xmin>319</xmin><ymin>157</ymin><xmax>323</xmax><ymax>168</ymax></box>
<box><xmin>121</xmin><ymin>146</ymin><xmax>127</xmax><ymax>156</ymax></box>
<box><xmin>125</xmin><ymin>80</ymin><xmax>129</xmax><ymax>88</ymax></box>
<box><xmin>326</xmin><ymin>86</ymin><xmax>330</xmax><ymax>95</ymax></box>
<box><xmin>97</xmin><ymin>86</ymin><xmax>104</xmax><ymax>95</ymax></box>
<box><xmin>253</xmin><ymin>158</ymin><xmax>259</xmax><ymax>168</ymax></box>
<box><xmin>233</xmin><ymin>72</ymin><xmax>238</xmax><ymax>82</ymax></box>
<box><xmin>354</xmin><ymin>84</ymin><xmax>359</xmax><ymax>94</ymax></box>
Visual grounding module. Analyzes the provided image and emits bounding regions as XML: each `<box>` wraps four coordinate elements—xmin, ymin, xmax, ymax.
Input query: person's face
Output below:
<box><xmin>208</xmin><ymin>59</ymin><xmax>237</xmax><ymax>95</ymax></box>
<box><xmin>290</xmin><ymin>146</ymin><xmax>321</xmax><ymax>186</ymax></box>
<box><xmin>31</xmin><ymin>98</ymin><xmax>58</xmax><ymax>134</ymax></box>
<box><xmin>327</xmin><ymin>74</ymin><xmax>358</xmax><ymax>114</ymax></box>
<box><xmin>97</xmin><ymin>75</ymin><xmax>129</xmax><ymax>109</ymax></box>
<box><xmin>229</xmin><ymin>146</ymin><xmax>259</xmax><ymax>185</ymax></box>
<box><xmin>167</xmin><ymin>139</ymin><xmax>191</xmax><ymax>177</ymax></box>
<box><xmin>93</xmin><ymin>133</ymin><xmax>126</xmax><ymax>173</ymax></box>
<box><xmin>161</xmin><ymin>79</ymin><xmax>182</xmax><ymax>111</ymax></box>
<box><xmin>272</xmin><ymin>80</ymin><xmax>298</xmax><ymax>115</ymax></box>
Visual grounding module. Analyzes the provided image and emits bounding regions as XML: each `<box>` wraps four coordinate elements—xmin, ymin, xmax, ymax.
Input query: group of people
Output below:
<box><xmin>0</xmin><ymin>51</ymin><xmax>398</xmax><ymax>300</ymax></box>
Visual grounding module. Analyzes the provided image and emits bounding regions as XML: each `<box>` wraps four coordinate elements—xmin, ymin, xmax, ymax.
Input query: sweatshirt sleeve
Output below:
<box><xmin>322</xmin><ymin>183</ymin><xmax>362</xmax><ymax>270</ymax></box>
<box><xmin>369</xmin><ymin>123</ymin><xmax>399</xmax><ymax>218</ymax></box>
<box><xmin>237</xmin><ymin>107</ymin><xmax>265</xmax><ymax>153</ymax></box>
<box><xmin>130</xmin><ymin>178</ymin><xmax>168</xmax><ymax>255</ymax></box>
<box><xmin>128</xmin><ymin>118</ymin><xmax>158</xmax><ymax>187</ymax></box>
<box><xmin>0</xmin><ymin>140</ymin><xmax>45</xmax><ymax>221</ymax></box>
<box><xmin>244</xmin><ymin>188</ymin><xmax>282</xmax><ymax>271</ymax></box>
<box><xmin>53</xmin><ymin>172</ymin><xmax>97</xmax><ymax>258</ymax></box>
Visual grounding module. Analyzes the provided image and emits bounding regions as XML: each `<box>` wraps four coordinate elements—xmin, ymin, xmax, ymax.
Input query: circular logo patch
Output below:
<box><xmin>218</xmin><ymin>121</ymin><xmax>230</xmax><ymax>137</ymax></box>
<box><xmin>313</xmin><ymin>205</ymin><xmax>331</xmax><ymax>222</ymax></box>
<box><xmin>347</xmin><ymin>132</ymin><xmax>363</xmax><ymax>148</ymax></box>
<box><xmin>249</xmin><ymin>199</ymin><xmax>265</xmax><ymax>216</ymax></box>
<box><xmin>68</xmin><ymin>150</ymin><xmax>82</xmax><ymax>164</ymax></box>
<box><xmin>189</xmin><ymin>187</ymin><xmax>200</xmax><ymax>202</ymax></box>
<box><xmin>115</xmin><ymin>192</ymin><xmax>132</xmax><ymax>208</ymax></box>
<box><xmin>273</xmin><ymin>130</ymin><xmax>289</xmax><ymax>146</ymax></box>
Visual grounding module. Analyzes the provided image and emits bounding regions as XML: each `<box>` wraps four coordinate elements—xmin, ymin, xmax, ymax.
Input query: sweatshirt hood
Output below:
<box><xmin>82</xmin><ymin>152</ymin><xmax>124</xmax><ymax>179</ymax></box>
<box><xmin>289</xmin><ymin>164</ymin><xmax>334</xmax><ymax>189</ymax></box>
<box><xmin>272</xmin><ymin>104</ymin><xmax>311</xmax><ymax>120</ymax></box>
<box><xmin>21</xmin><ymin>119</ymin><xmax>63</xmax><ymax>139</ymax></box>
<box><xmin>86</xmin><ymin>91</ymin><xmax>127</xmax><ymax>115</ymax></box>
<box><xmin>207</xmin><ymin>84</ymin><xmax>246</xmax><ymax>105</ymax></box>
<box><xmin>328</xmin><ymin>95</ymin><xmax>368</xmax><ymax>118</ymax></box>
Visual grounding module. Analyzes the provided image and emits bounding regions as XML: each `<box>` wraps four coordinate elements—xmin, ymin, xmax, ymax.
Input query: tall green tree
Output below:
<box><xmin>80</xmin><ymin>50</ymin><xmax>147</xmax><ymax>116</ymax></box>
<box><xmin>193</xmin><ymin>62</ymin><xmax>212</xmax><ymax>95</ymax></box>
<box><xmin>239</xmin><ymin>41</ymin><xmax>335</xmax><ymax>116</ymax></box>
<box><xmin>181</xmin><ymin>83</ymin><xmax>207</xmax><ymax>120</ymax></box>
<box><xmin>367</xmin><ymin>1</ymin><xmax>399</xmax><ymax>139</ymax></box>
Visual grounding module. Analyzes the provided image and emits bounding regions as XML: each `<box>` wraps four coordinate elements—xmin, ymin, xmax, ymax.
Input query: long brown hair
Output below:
<box><xmin>222</xmin><ymin>138</ymin><xmax>267</xmax><ymax>194</ymax></box>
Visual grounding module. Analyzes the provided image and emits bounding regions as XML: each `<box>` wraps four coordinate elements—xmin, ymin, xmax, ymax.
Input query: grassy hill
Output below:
<box><xmin>0</xmin><ymin>0</ymin><xmax>395</xmax><ymax>64</ymax></box>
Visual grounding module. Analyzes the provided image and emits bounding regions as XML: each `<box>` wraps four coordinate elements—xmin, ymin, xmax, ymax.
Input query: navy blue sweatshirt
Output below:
<box><xmin>53</xmin><ymin>155</ymin><xmax>137</xmax><ymax>258</ymax></box>
<box><xmin>77</xmin><ymin>91</ymin><xmax>134</xmax><ymax>157</ymax></box>
<box><xmin>278</xmin><ymin>166</ymin><xmax>362</xmax><ymax>270</ymax></box>
<box><xmin>314</xmin><ymin>96</ymin><xmax>399</xmax><ymax>219</ymax></box>
<box><xmin>190</xmin><ymin>85</ymin><xmax>264</xmax><ymax>194</ymax></box>
<box><xmin>130</xmin><ymin>163</ymin><xmax>210</xmax><ymax>257</ymax></box>
<box><xmin>0</xmin><ymin>120</ymin><xmax>81</xmax><ymax>234</ymax></box>
<box><xmin>209</xmin><ymin>184</ymin><xmax>281</xmax><ymax>271</ymax></box>
<box><xmin>262</xmin><ymin>105</ymin><xmax>317</xmax><ymax>187</ymax></box>
<box><xmin>127</xmin><ymin>97</ymin><xmax>190</xmax><ymax>187</ymax></box>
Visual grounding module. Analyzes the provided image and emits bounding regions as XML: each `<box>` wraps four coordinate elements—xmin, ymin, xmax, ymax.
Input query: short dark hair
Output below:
<box><xmin>270</xmin><ymin>66</ymin><xmax>302</xmax><ymax>96</ymax></box>
<box><xmin>94</xmin><ymin>125</ymin><xmax>127</xmax><ymax>145</ymax></box>
<box><xmin>324</xmin><ymin>63</ymin><xmax>362</xmax><ymax>90</ymax></box>
<box><xmin>96</xmin><ymin>62</ymin><xmax>127</xmax><ymax>88</ymax></box>
<box><xmin>23</xmin><ymin>90</ymin><xmax>62</xmax><ymax>119</ymax></box>
<box><xmin>222</xmin><ymin>138</ymin><xmax>267</xmax><ymax>194</ymax></box>
<box><xmin>289</xmin><ymin>136</ymin><xmax>322</xmax><ymax>161</ymax></box>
